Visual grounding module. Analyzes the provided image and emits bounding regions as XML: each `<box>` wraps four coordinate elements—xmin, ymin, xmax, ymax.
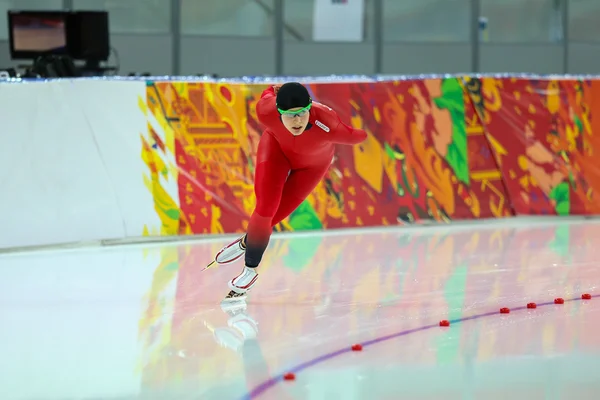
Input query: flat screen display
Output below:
<box><xmin>10</xmin><ymin>14</ymin><xmax>67</xmax><ymax>53</ymax></box>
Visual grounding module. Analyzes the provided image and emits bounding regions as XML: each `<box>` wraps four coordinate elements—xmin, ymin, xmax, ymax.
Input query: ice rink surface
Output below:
<box><xmin>1</xmin><ymin>216</ymin><xmax>599</xmax><ymax>400</ymax></box>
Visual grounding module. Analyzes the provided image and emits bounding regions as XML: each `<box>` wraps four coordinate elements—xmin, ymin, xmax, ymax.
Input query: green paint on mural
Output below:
<box><xmin>574</xmin><ymin>114</ymin><xmax>583</xmax><ymax>134</ymax></box>
<box><xmin>163</xmin><ymin>208</ymin><xmax>181</xmax><ymax>221</ymax></box>
<box><xmin>433</xmin><ymin>78</ymin><xmax>469</xmax><ymax>185</ymax></box>
<box><xmin>384</xmin><ymin>143</ymin><xmax>405</xmax><ymax>196</ymax></box>
<box><xmin>549</xmin><ymin>181</ymin><xmax>570</xmax><ymax>215</ymax></box>
<box><xmin>384</xmin><ymin>142</ymin><xmax>396</xmax><ymax>160</ymax></box>
<box><xmin>288</xmin><ymin>200</ymin><xmax>323</xmax><ymax>231</ymax></box>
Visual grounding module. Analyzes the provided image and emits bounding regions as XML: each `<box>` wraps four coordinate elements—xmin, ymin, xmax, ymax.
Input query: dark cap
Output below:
<box><xmin>276</xmin><ymin>82</ymin><xmax>312</xmax><ymax>111</ymax></box>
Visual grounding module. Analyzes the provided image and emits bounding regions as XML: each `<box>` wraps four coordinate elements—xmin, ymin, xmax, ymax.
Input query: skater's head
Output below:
<box><xmin>276</xmin><ymin>82</ymin><xmax>312</xmax><ymax>136</ymax></box>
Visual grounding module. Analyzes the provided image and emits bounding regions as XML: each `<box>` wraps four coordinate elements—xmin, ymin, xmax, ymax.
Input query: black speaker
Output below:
<box><xmin>67</xmin><ymin>11</ymin><xmax>110</xmax><ymax>63</ymax></box>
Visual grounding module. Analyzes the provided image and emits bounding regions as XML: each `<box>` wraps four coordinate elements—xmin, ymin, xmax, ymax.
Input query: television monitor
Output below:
<box><xmin>7</xmin><ymin>10</ymin><xmax>110</xmax><ymax>63</ymax></box>
<box><xmin>8</xmin><ymin>11</ymin><xmax>68</xmax><ymax>59</ymax></box>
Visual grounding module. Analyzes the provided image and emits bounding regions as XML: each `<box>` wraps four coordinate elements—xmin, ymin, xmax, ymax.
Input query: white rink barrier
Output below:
<box><xmin>0</xmin><ymin>80</ymin><xmax>162</xmax><ymax>250</ymax></box>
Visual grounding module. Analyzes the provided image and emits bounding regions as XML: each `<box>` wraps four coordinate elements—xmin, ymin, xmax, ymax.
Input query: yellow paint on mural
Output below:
<box><xmin>471</xmin><ymin>170</ymin><xmax>502</xmax><ymax>181</ymax></box>
<box><xmin>546</xmin><ymin>81</ymin><xmax>560</xmax><ymax>114</ymax></box>
<box><xmin>139</xmin><ymin>95</ymin><xmax>182</xmax><ymax>237</ymax></box>
<box><xmin>482</xmin><ymin>79</ymin><xmax>503</xmax><ymax>112</ymax></box>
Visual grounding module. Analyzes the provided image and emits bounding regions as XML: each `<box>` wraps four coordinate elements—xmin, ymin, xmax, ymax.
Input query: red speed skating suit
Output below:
<box><xmin>244</xmin><ymin>86</ymin><xmax>367</xmax><ymax>267</ymax></box>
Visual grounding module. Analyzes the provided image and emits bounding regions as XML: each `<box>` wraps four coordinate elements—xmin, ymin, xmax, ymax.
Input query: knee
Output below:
<box><xmin>254</xmin><ymin>201</ymin><xmax>278</xmax><ymax>219</ymax></box>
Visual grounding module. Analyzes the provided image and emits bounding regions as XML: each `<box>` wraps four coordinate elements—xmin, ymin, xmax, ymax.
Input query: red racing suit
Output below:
<box><xmin>245</xmin><ymin>86</ymin><xmax>367</xmax><ymax>267</ymax></box>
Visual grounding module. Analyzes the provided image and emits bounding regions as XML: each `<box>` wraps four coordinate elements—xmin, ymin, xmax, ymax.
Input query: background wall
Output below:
<box><xmin>1</xmin><ymin>75</ymin><xmax>598</xmax><ymax>250</ymax></box>
<box><xmin>1</xmin><ymin>0</ymin><xmax>600</xmax><ymax>77</ymax></box>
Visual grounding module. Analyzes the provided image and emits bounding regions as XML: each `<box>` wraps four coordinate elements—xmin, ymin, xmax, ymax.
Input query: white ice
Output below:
<box><xmin>0</xmin><ymin>216</ymin><xmax>599</xmax><ymax>400</ymax></box>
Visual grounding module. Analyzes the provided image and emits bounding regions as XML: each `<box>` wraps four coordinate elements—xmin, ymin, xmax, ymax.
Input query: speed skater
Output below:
<box><xmin>213</xmin><ymin>82</ymin><xmax>367</xmax><ymax>301</ymax></box>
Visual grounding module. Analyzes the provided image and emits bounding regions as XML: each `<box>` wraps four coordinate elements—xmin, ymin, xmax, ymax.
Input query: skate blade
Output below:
<box><xmin>200</xmin><ymin>260</ymin><xmax>216</xmax><ymax>272</ymax></box>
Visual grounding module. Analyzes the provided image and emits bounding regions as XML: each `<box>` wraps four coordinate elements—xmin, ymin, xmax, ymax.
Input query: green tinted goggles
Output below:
<box><xmin>277</xmin><ymin>103</ymin><xmax>312</xmax><ymax>118</ymax></box>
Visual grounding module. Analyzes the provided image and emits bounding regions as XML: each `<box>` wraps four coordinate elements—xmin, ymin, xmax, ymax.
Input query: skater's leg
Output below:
<box><xmin>212</xmin><ymin>133</ymin><xmax>288</xmax><ymax>266</ymax></box>
<box><xmin>226</xmin><ymin>135</ymin><xmax>290</xmax><ymax>299</ymax></box>
<box><xmin>245</xmin><ymin>162</ymin><xmax>330</xmax><ymax>267</ymax></box>
<box><xmin>270</xmin><ymin>163</ymin><xmax>330</xmax><ymax>227</ymax></box>
<box><xmin>243</xmin><ymin>134</ymin><xmax>290</xmax><ymax>268</ymax></box>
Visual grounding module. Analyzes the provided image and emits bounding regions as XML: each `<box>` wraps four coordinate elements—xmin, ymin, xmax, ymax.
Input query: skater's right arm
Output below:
<box><xmin>256</xmin><ymin>85</ymin><xmax>280</xmax><ymax>128</ymax></box>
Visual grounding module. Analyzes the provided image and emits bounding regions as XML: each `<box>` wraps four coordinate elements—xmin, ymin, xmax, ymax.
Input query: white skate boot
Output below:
<box><xmin>221</xmin><ymin>266</ymin><xmax>259</xmax><ymax>307</ymax></box>
<box><xmin>215</xmin><ymin>236</ymin><xmax>246</xmax><ymax>264</ymax></box>
<box><xmin>203</xmin><ymin>235</ymin><xmax>246</xmax><ymax>271</ymax></box>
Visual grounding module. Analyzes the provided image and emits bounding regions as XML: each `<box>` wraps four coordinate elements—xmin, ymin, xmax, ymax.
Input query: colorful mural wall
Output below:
<box><xmin>464</xmin><ymin>77</ymin><xmax>600</xmax><ymax>216</ymax></box>
<box><xmin>141</xmin><ymin>76</ymin><xmax>600</xmax><ymax>238</ymax></box>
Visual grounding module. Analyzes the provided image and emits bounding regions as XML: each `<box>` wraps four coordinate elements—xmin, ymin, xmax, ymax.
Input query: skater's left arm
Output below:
<box><xmin>314</xmin><ymin>102</ymin><xmax>367</xmax><ymax>145</ymax></box>
<box><xmin>327</xmin><ymin>117</ymin><xmax>368</xmax><ymax>145</ymax></box>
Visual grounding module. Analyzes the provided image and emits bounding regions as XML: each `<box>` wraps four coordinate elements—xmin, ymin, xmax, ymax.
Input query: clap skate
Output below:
<box><xmin>203</xmin><ymin>235</ymin><xmax>246</xmax><ymax>271</ymax></box>
<box><xmin>221</xmin><ymin>266</ymin><xmax>259</xmax><ymax>309</ymax></box>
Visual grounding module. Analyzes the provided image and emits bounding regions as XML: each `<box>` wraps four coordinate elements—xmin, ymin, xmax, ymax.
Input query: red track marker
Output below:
<box><xmin>283</xmin><ymin>372</ymin><xmax>295</xmax><ymax>381</ymax></box>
